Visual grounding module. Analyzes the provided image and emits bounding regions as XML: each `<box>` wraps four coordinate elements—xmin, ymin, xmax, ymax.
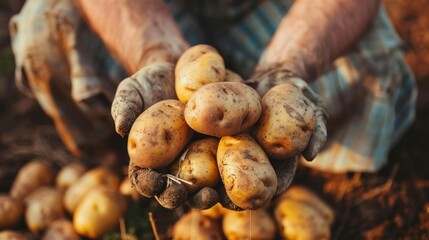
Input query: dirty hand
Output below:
<box><xmin>249</xmin><ymin>67</ymin><xmax>328</xmax><ymax>161</ymax></box>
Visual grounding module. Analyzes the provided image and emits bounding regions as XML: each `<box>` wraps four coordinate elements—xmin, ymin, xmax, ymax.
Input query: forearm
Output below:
<box><xmin>256</xmin><ymin>0</ymin><xmax>379</xmax><ymax>81</ymax></box>
<box><xmin>77</xmin><ymin>0</ymin><xmax>189</xmax><ymax>74</ymax></box>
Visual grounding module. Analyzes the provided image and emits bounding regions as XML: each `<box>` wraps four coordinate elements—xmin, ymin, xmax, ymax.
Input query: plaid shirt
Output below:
<box><xmin>165</xmin><ymin>0</ymin><xmax>417</xmax><ymax>173</ymax></box>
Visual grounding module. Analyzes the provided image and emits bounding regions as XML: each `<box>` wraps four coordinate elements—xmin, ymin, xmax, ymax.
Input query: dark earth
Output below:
<box><xmin>0</xmin><ymin>0</ymin><xmax>428</xmax><ymax>239</ymax></box>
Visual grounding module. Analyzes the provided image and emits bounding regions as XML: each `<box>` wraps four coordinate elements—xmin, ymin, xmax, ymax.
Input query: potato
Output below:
<box><xmin>188</xmin><ymin>187</ymin><xmax>219</xmax><ymax>210</ymax></box>
<box><xmin>25</xmin><ymin>187</ymin><xmax>64</xmax><ymax>233</ymax></box>
<box><xmin>200</xmin><ymin>202</ymin><xmax>228</xmax><ymax>220</ymax></box>
<box><xmin>170</xmin><ymin>138</ymin><xmax>220</xmax><ymax>193</ymax></box>
<box><xmin>128</xmin><ymin>99</ymin><xmax>193</xmax><ymax>169</ymax></box>
<box><xmin>254</xmin><ymin>83</ymin><xmax>316</xmax><ymax>159</ymax></box>
<box><xmin>56</xmin><ymin>163</ymin><xmax>86</xmax><ymax>190</ymax></box>
<box><xmin>119</xmin><ymin>177</ymin><xmax>140</xmax><ymax>201</ymax></box>
<box><xmin>10</xmin><ymin>160</ymin><xmax>54</xmax><ymax>199</ymax></box>
<box><xmin>175</xmin><ymin>44</ymin><xmax>226</xmax><ymax>103</ymax></box>
<box><xmin>217</xmin><ymin>134</ymin><xmax>277</xmax><ymax>210</ymax></box>
<box><xmin>225</xmin><ymin>69</ymin><xmax>244</xmax><ymax>83</ymax></box>
<box><xmin>64</xmin><ymin>167</ymin><xmax>120</xmax><ymax>213</ymax></box>
<box><xmin>0</xmin><ymin>195</ymin><xmax>24</xmax><ymax>229</ymax></box>
<box><xmin>129</xmin><ymin>164</ymin><xmax>167</xmax><ymax>198</ymax></box>
<box><xmin>276</xmin><ymin>186</ymin><xmax>335</xmax><ymax>225</ymax></box>
<box><xmin>222</xmin><ymin>209</ymin><xmax>276</xmax><ymax>240</ymax></box>
<box><xmin>0</xmin><ymin>230</ymin><xmax>30</xmax><ymax>240</ymax></box>
<box><xmin>73</xmin><ymin>187</ymin><xmax>127</xmax><ymax>239</ymax></box>
<box><xmin>274</xmin><ymin>186</ymin><xmax>334</xmax><ymax>240</ymax></box>
<box><xmin>156</xmin><ymin>182</ymin><xmax>188</xmax><ymax>210</ymax></box>
<box><xmin>185</xmin><ymin>82</ymin><xmax>262</xmax><ymax>137</ymax></box>
<box><xmin>172</xmin><ymin>210</ymin><xmax>222</xmax><ymax>240</ymax></box>
<box><xmin>42</xmin><ymin>219</ymin><xmax>80</xmax><ymax>240</ymax></box>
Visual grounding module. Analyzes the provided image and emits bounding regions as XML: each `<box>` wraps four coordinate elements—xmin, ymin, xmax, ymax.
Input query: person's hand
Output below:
<box><xmin>249</xmin><ymin>67</ymin><xmax>328</xmax><ymax>161</ymax></box>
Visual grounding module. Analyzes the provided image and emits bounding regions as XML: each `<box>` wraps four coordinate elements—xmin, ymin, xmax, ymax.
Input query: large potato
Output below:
<box><xmin>185</xmin><ymin>82</ymin><xmax>262</xmax><ymax>137</ymax></box>
<box><xmin>0</xmin><ymin>195</ymin><xmax>24</xmax><ymax>229</ymax></box>
<box><xmin>222</xmin><ymin>209</ymin><xmax>276</xmax><ymax>240</ymax></box>
<box><xmin>172</xmin><ymin>210</ymin><xmax>222</xmax><ymax>240</ymax></box>
<box><xmin>175</xmin><ymin>44</ymin><xmax>226</xmax><ymax>103</ymax></box>
<box><xmin>170</xmin><ymin>138</ymin><xmax>220</xmax><ymax>193</ymax></box>
<box><xmin>217</xmin><ymin>134</ymin><xmax>277</xmax><ymax>210</ymax></box>
<box><xmin>274</xmin><ymin>186</ymin><xmax>334</xmax><ymax>240</ymax></box>
<box><xmin>128</xmin><ymin>99</ymin><xmax>193</xmax><ymax>169</ymax></box>
<box><xmin>42</xmin><ymin>219</ymin><xmax>81</xmax><ymax>240</ymax></box>
<box><xmin>56</xmin><ymin>163</ymin><xmax>86</xmax><ymax>190</ymax></box>
<box><xmin>254</xmin><ymin>83</ymin><xmax>316</xmax><ymax>159</ymax></box>
<box><xmin>73</xmin><ymin>187</ymin><xmax>127</xmax><ymax>239</ymax></box>
<box><xmin>10</xmin><ymin>160</ymin><xmax>54</xmax><ymax>199</ymax></box>
<box><xmin>25</xmin><ymin>187</ymin><xmax>64</xmax><ymax>233</ymax></box>
<box><xmin>64</xmin><ymin>167</ymin><xmax>120</xmax><ymax>213</ymax></box>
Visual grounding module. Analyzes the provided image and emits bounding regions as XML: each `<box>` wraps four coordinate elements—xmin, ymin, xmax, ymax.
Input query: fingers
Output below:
<box><xmin>111</xmin><ymin>63</ymin><xmax>176</xmax><ymax>137</ymax></box>
<box><xmin>302</xmin><ymin>109</ymin><xmax>328</xmax><ymax>161</ymax></box>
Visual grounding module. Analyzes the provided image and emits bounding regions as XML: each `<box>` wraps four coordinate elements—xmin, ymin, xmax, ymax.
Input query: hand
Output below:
<box><xmin>249</xmin><ymin>67</ymin><xmax>328</xmax><ymax>161</ymax></box>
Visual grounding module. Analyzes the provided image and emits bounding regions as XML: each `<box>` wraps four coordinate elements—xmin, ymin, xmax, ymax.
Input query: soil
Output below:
<box><xmin>0</xmin><ymin>1</ymin><xmax>428</xmax><ymax>239</ymax></box>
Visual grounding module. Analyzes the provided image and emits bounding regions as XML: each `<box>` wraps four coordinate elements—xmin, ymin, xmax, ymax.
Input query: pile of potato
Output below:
<box><xmin>172</xmin><ymin>185</ymin><xmax>335</xmax><ymax>240</ymax></box>
<box><xmin>128</xmin><ymin>44</ymin><xmax>314</xmax><ymax>211</ymax></box>
<box><xmin>0</xmin><ymin>160</ymin><xmax>132</xmax><ymax>239</ymax></box>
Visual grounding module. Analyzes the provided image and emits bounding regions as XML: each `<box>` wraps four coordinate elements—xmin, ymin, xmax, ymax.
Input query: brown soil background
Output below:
<box><xmin>0</xmin><ymin>0</ymin><xmax>428</xmax><ymax>239</ymax></box>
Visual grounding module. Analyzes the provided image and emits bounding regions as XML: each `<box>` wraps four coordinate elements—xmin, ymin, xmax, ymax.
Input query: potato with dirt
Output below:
<box><xmin>42</xmin><ymin>219</ymin><xmax>81</xmax><ymax>240</ymax></box>
<box><xmin>170</xmin><ymin>138</ymin><xmax>220</xmax><ymax>193</ymax></box>
<box><xmin>128</xmin><ymin>99</ymin><xmax>193</xmax><ymax>169</ymax></box>
<box><xmin>253</xmin><ymin>83</ymin><xmax>316</xmax><ymax>160</ymax></box>
<box><xmin>0</xmin><ymin>195</ymin><xmax>24</xmax><ymax>229</ymax></box>
<box><xmin>274</xmin><ymin>186</ymin><xmax>334</xmax><ymax>240</ymax></box>
<box><xmin>10</xmin><ymin>160</ymin><xmax>54</xmax><ymax>199</ymax></box>
<box><xmin>73</xmin><ymin>187</ymin><xmax>127</xmax><ymax>239</ymax></box>
<box><xmin>175</xmin><ymin>44</ymin><xmax>226</xmax><ymax>103</ymax></box>
<box><xmin>64</xmin><ymin>167</ymin><xmax>120</xmax><ymax>213</ymax></box>
<box><xmin>56</xmin><ymin>162</ymin><xmax>86</xmax><ymax>190</ymax></box>
<box><xmin>185</xmin><ymin>82</ymin><xmax>262</xmax><ymax>137</ymax></box>
<box><xmin>25</xmin><ymin>187</ymin><xmax>64</xmax><ymax>233</ymax></box>
<box><xmin>217</xmin><ymin>134</ymin><xmax>277</xmax><ymax>210</ymax></box>
<box><xmin>222</xmin><ymin>209</ymin><xmax>277</xmax><ymax>240</ymax></box>
<box><xmin>172</xmin><ymin>210</ymin><xmax>223</xmax><ymax>240</ymax></box>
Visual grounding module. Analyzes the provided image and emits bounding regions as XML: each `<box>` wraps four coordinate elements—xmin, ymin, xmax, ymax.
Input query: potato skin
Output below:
<box><xmin>64</xmin><ymin>167</ymin><xmax>120</xmax><ymax>214</ymax></box>
<box><xmin>25</xmin><ymin>187</ymin><xmax>64</xmax><ymax>233</ymax></box>
<box><xmin>172</xmin><ymin>210</ymin><xmax>223</xmax><ymax>240</ymax></box>
<box><xmin>42</xmin><ymin>219</ymin><xmax>81</xmax><ymax>240</ymax></box>
<box><xmin>73</xmin><ymin>187</ymin><xmax>126</xmax><ymax>239</ymax></box>
<box><xmin>217</xmin><ymin>134</ymin><xmax>277</xmax><ymax>210</ymax></box>
<box><xmin>185</xmin><ymin>82</ymin><xmax>262</xmax><ymax>137</ymax></box>
<box><xmin>0</xmin><ymin>195</ymin><xmax>24</xmax><ymax>229</ymax></box>
<box><xmin>222</xmin><ymin>209</ymin><xmax>276</xmax><ymax>240</ymax></box>
<box><xmin>254</xmin><ymin>83</ymin><xmax>316</xmax><ymax>159</ymax></box>
<box><xmin>128</xmin><ymin>99</ymin><xmax>193</xmax><ymax>169</ymax></box>
<box><xmin>10</xmin><ymin>160</ymin><xmax>54</xmax><ymax>199</ymax></box>
<box><xmin>56</xmin><ymin>163</ymin><xmax>86</xmax><ymax>190</ymax></box>
<box><xmin>0</xmin><ymin>231</ymin><xmax>31</xmax><ymax>240</ymax></box>
<box><xmin>175</xmin><ymin>44</ymin><xmax>226</xmax><ymax>103</ymax></box>
<box><xmin>274</xmin><ymin>186</ymin><xmax>334</xmax><ymax>240</ymax></box>
<box><xmin>170</xmin><ymin>138</ymin><xmax>220</xmax><ymax>193</ymax></box>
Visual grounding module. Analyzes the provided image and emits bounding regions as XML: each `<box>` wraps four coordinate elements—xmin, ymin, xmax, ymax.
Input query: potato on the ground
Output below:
<box><xmin>64</xmin><ymin>167</ymin><xmax>120</xmax><ymax>213</ymax></box>
<box><xmin>172</xmin><ymin>210</ymin><xmax>222</xmax><ymax>240</ymax></box>
<box><xmin>170</xmin><ymin>138</ymin><xmax>220</xmax><ymax>193</ymax></box>
<box><xmin>128</xmin><ymin>99</ymin><xmax>193</xmax><ymax>169</ymax></box>
<box><xmin>217</xmin><ymin>134</ymin><xmax>277</xmax><ymax>210</ymax></box>
<box><xmin>25</xmin><ymin>187</ymin><xmax>64</xmax><ymax>233</ymax></box>
<box><xmin>10</xmin><ymin>160</ymin><xmax>54</xmax><ymax>199</ymax></box>
<box><xmin>274</xmin><ymin>186</ymin><xmax>334</xmax><ymax>240</ymax></box>
<box><xmin>185</xmin><ymin>82</ymin><xmax>262</xmax><ymax>137</ymax></box>
<box><xmin>0</xmin><ymin>230</ymin><xmax>30</xmax><ymax>240</ymax></box>
<box><xmin>222</xmin><ymin>209</ymin><xmax>276</xmax><ymax>240</ymax></box>
<box><xmin>42</xmin><ymin>219</ymin><xmax>80</xmax><ymax>240</ymax></box>
<box><xmin>0</xmin><ymin>195</ymin><xmax>24</xmax><ymax>229</ymax></box>
<box><xmin>73</xmin><ymin>187</ymin><xmax>127</xmax><ymax>239</ymax></box>
<box><xmin>254</xmin><ymin>83</ymin><xmax>316</xmax><ymax>159</ymax></box>
<box><xmin>175</xmin><ymin>44</ymin><xmax>226</xmax><ymax>103</ymax></box>
<box><xmin>56</xmin><ymin>162</ymin><xmax>86</xmax><ymax>190</ymax></box>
